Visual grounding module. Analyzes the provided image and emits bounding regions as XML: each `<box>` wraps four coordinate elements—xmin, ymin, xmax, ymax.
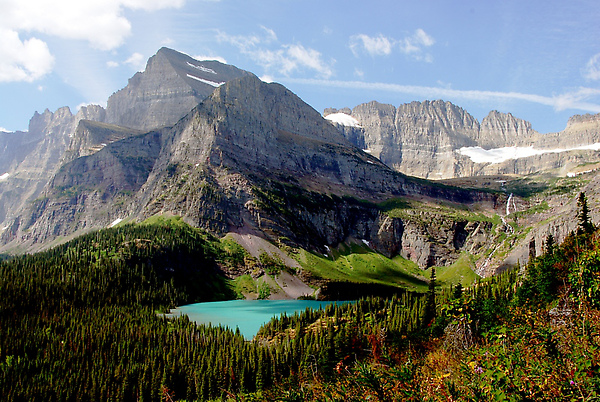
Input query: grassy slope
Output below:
<box><xmin>425</xmin><ymin>253</ymin><xmax>479</xmax><ymax>287</ymax></box>
<box><xmin>296</xmin><ymin>242</ymin><xmax>430</xmax><ymax>292</ymax></box>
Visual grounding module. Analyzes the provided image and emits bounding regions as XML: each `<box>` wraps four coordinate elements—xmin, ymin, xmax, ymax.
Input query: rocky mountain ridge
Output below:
<box><xmin>326</xmin><ymin>101</ymin><xmax>600</xmax><ymax>179</ymax></box>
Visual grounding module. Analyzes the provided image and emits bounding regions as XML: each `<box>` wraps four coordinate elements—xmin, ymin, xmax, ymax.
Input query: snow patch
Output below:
<box><xmin>108</xmin><ymin>218</ymin><xmax>123</xmax><ymax>228</ymax></box>
<box><xmin>186</xmin><ymin>74</ymin><xmax>225</xmax><ymax>87</ymax></box>
<box><xmin>187</xmin><ymin>62</ymin><xmax>217</xmax><ymax>74</ymax></box>
<box><xmin>568</xmin><ymin>168</ymin><xmax>600</xmax><ymax>177</ymax></box>
<box><xmin>325</xmin><ymin>113</ymin><xmax>361</xmax><ymax>127</ymax></box>
<box><xmin>0</xmin><ymin>173</ymin><xmax>9</xmax><ymax>181</ymax></box>
<box><xmin>361</xmin><ymin>239</ymin><xmax>370</xmax><ymax>247</ymax></box>
<box><xmin>458</xmin><ymin>143</ymin><xmax>600</xmax><ymax>164</ymax></box>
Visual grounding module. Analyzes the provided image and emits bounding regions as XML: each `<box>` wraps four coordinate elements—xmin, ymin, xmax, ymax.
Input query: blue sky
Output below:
<box><xmin>1</xmin><ymin>0</ymin><xmax>599</xmax><ymax>135</ymax></box>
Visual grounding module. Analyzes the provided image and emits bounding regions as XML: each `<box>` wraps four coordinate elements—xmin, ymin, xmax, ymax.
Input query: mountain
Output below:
<box><xmin>0</xmin><ymin>105</ymin><xmax>105</xmax><ymax>224</ymax></box>
<box><xmin>326</xmin><ymin>102</ymin><xmax>600</xmax><ymax>179</ymax></box>
<box><xmin>0</xmin><ymin>48</ymin><xmax>252</xmax><ymax>233</ymax></box>
<box><xmin>104</xmin><ymin>47</ymin><xmax>252</xmax><ymax>131</ymax></box>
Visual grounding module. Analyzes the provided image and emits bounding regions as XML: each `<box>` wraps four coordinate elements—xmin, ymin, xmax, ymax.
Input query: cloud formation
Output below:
<box><xmin>217</xmin><ymin>27</ymin><xmax>335</xmax><ymax>79</ymax></box>
<box><xmin>583</xmin><ymin>53</ymin><xmax>600</xmax><ymax>81</ymax></box>
<box><xmin>350</xmin><ymin>29</ymin><xmax>435</xmax><ymax>62</ymax></box>
<box><xmin>125</xmin><ymin>53</ymin><xmax>145</xmax><ymax>71</ymax></box>
<box><xmin>0</xmin><ymin>0</ymin><xmax>185</xmax><ymax>82</ymax></box>
<box><xmin>0</xmin><ymin>28</ymin><xmax>54</xmax><ymax>82</ymax></box>
<box><xmin>350</xmin><ymin>34</ymin><xmax>393</xmax><ymax>56</ymax></box>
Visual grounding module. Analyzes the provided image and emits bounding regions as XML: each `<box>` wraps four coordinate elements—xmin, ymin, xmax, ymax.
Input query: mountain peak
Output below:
<box><xmin>104</xmin><ymin>48</ymin><xmax>252</xmax><ymax>131</ymax></box>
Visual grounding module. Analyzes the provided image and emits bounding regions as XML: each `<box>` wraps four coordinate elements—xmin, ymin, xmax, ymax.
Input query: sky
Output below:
<box><xmin>1</xmin><ymin>0</ymin><xmax>599</xmax><ymax>135</ymax></box>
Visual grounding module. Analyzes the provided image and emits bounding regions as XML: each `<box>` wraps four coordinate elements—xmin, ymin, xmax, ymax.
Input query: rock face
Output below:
<box><xmin>328</xmin><ymin>100</ymin><xmax>481</xmax><ymax>179</ymax></box>
<box><xmin>62</xmin><ymin>120</ymin><xmax>144</xmax><ymax>163</ymax></box>
<box><xmin>0</xmin><ymin>105</ymin><xmax>105</xmax><ymax>224</ymax></box>
<box><xmin>328</xmin><ymin>102</ymin><xmax>600</xmax><ymax>179</ymax></box>
<box><xmin>478</xmin><ymin>110</ymin><xmax>539</xmax><ymax>148</ymax></box>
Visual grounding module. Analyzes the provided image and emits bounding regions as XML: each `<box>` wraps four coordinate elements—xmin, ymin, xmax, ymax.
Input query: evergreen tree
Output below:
<box><xmin>545</xmin><ymin>233</ymin><xmax>556</xmax><ymax>254</ymax></box>
<box><xmin>423</xmin><ymin>267</ymin><xmax>437</xmax><ymax>325</ymax></box>
<box><xmin>577</xmin><ymin>192</ymin><xmax>594</xmax><ymax>234</ymax></box>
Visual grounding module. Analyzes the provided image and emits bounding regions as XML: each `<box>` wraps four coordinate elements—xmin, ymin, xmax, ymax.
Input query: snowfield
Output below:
<box><xmin>325</xmin><ymin>113</ymin><xmax>361</xmax><ymax>128</ymax></box>
<box><xmin>186</xmin><ymin>74</ymin><xmax>225</xmax><ymax>87</ymax></box>
<box><xmin>458</xmin><ymin>143</ymin><xmax>600</xmax><ymax>164</ymax></box>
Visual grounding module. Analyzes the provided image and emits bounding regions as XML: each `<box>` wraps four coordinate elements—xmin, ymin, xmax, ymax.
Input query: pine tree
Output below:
<box><xmin>577</xmin><ymin>192</ymin><xmax>594</xmax><ymax>234</ymax></box>
<box><xmin>423</xmin><ymin>267</ymin><xmax>437</xmax><ymax>325</ymax></box>
<box><xmin>545</xmin><ymin>234</ymin><xmax>556</xmax><ymax>254</ymax></box>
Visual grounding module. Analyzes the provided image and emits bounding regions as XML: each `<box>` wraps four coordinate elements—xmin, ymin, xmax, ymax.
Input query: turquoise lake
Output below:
<box><xmin>166</xmin><ymin>300</ymin><xmax>348</xmax><ymax>339</ymax></box>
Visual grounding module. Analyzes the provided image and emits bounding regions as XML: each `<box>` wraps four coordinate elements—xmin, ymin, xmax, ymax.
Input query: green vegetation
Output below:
<box><xmin>296</xmin><ymin>242</ymin><xmax>429</xmax><ymax>292</ymax></box>
<box><xmin>380</xmin><ymin>196</ymin><xmax>493</xmax><ymax>224</ymax></box>
<box><xmin>252</xmin><ymin>196</ymin><xmax>600</xmax><ymax>401</ymax></box>
<box><xmin>426</xmin><ymin>253</ymin><xmax>479</xmax><ymax>287</ymax></box>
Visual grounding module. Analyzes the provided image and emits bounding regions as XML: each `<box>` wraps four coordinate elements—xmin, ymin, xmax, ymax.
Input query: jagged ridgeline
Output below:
<box><xmin>2</xmin><ymin>47</ymin><xmax>599</xmax><ymax>278</ymax></box>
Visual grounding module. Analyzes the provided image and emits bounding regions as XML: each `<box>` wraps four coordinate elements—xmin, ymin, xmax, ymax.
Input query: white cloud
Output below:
<box><xmin>283</xmin><ymin>78</ymin><xmax>600</xmax><ymax>115</ymax></box>
<box><xmin>0</xmin><ymin>0</ymin><xmax>185</xmax><ymax>82</ymax></box>
<box><xmin>259</xmin><ymin>25</ymin><xmax>278</xmax><ymax>43</ymax></box>
<box><xmin>552</xmin><ymin>87</ymin><xmax>600</xmax><ymax>112</ymax></box>
<box><xmin>399</xmin><ymin>29</ymin><xmax>435</xmax><ymax>61</ymax></box>
<box><xmin>350</xmin><ymin>29</ymin><xmax>435</xmax><ymax>62</ymax></box>
<box><xmin>107</xmin><ymin>61</ymin><xmax>120</xmax><ymax>68</ymax></box>
<box><xmin>125</xmin><ymin>52</ymin><xmax>145</xmax><ymax>71</ymax></box>
<box><xmin>284</xmin><ymin>44</ymin><xmax>334</xmax><ymax>78</ymax></box>
<box><xmin>583</xmin><ymin>53</ymin><xmax>600</xmax><ymax>81</ymax></box>
<box><xmin>350</xmin><ymin>34</ymin><xmax>394</xmax><ymax>56</ymax></box>
<box><xmin>0</xmin><ymin>127</ymin><xmax>9</xmax><ymax>133</ymax></box>
<box><xmin>217</xmin><ymin>27</ymin><xmax>335</xmax><ymax>79</ymax></box>
<box><xmin>0</xmin><ymin>29</ymin><xmax>55</xmax><ymax>82</ymax></box>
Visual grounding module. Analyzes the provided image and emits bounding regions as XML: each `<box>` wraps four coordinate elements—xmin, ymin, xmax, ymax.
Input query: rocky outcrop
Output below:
<box><xmin>62</xmin><ymin>120</ymin><xmax>144</xmax><ymax>163</ymax></box>
<box><xmin>0</xmin><ymin>105</ymin><xmax>105</xmax><ymax>224</ymax></box>
<box><xmin>330</xmin><ymin>100</ymin><xmax>480</xmax><ymax>179</ymax></box>
<box><xmin>0</xmin><ymin>48</ymin><xmax>253</xmax><ymax>231</ymax></box>
<box><xmin>478</xmin><ymin>110</ymin><xmax>539</xmax><ymax>148</ymax></box>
